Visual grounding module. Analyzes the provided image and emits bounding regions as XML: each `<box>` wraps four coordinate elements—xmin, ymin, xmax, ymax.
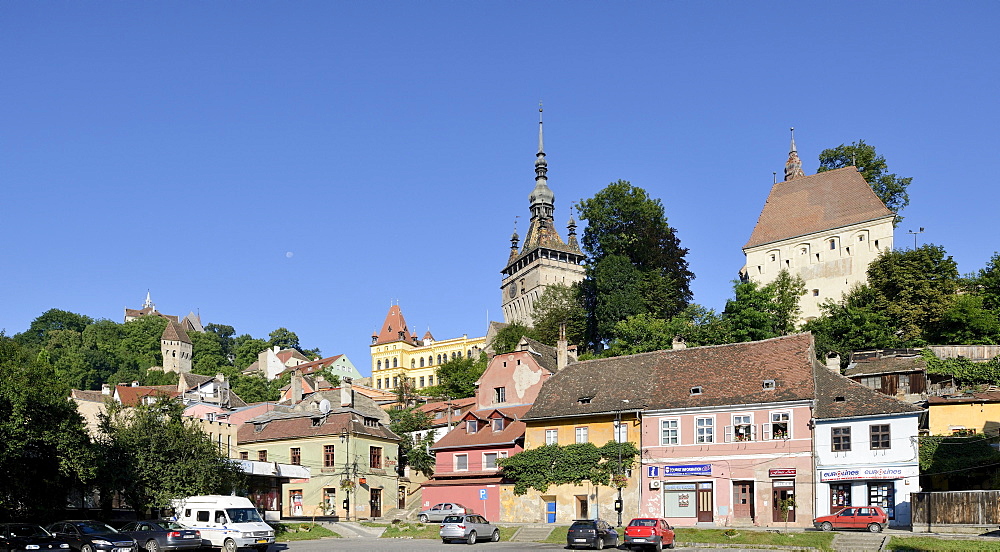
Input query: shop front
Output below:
<box><xmin>816</xmin><ymin>465</ymin><xmax>919</xmax><ymax>526</ymax></box>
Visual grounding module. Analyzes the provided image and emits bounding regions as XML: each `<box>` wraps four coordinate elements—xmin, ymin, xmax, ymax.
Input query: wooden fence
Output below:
<box><xmin>912</xmin><ymin>491</ymin><xmax>1000</xmax><ymax>531</ymax></box>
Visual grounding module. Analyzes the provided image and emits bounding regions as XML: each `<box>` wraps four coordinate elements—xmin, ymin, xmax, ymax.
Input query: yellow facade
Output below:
<box><xmin>243</xmin><ymin>433</ymin><xmax>399</xmax><ymax>520</ymax></box>
<box><xmin>370</xmin><ymin>334</ymin><xmax>486</xmax><ymax>391</ymax></box>
<box><xmin>506</xmin><ymin>413</ymin><xmax>642</xmax><ymax>524</ymax></box>
<box><xmin>928</xmin><ymin>399</ymin><xmax>1000</xmax><ymax>436</ymax></box>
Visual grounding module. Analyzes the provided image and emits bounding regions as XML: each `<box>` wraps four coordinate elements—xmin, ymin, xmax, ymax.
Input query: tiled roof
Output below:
<box><xmin>525</xmin><ymin>334</ymin><xmax>818</xmax><ymax>420</ymax></box>
<box><xmin>179</xmin><ymin>373</ymin><xmax>216</xmax><ymax>391</ymax></box>
<box><xmin>813</xmin><ymin>365</ymin><xmax>922</xmax><ymax>419</ymax></box>
<box><xmin>928</xmin><ymin>392</ymin><xmax>1000</xmax><ymax>405</ymax></box>
<box><xmin>431</xmin><ymin>404</ymin><xmax>532</xmax><ymax>451</ymax></box>
<box><xmin>276</xmin><ymin>348</ymin><xmax>310</xmax><ymax>364</ymax></box>
<box><xmin>373</xmin><ymin>305</ymin><xmax>413</xmax><ymax>345</ymax></box>
<box><xmin>161</xmin><ymin>320</ymin><xmax>192</xmax><ymax>344</ymax></box>
<box><xmin>518</xmin><ymin>337</ymin><xmax>559</xmax><ymax>374</ymax></box>
<box><xmin>844</xmin><ymin>355</ymin><xmax>926</xmax><ymax>377</ymax></box>
<box><xmin>744</xmin><ymin>167</ymin><xmax>894</xmax><ymax>249</ymax></box>
<box><xmin>71</xmin><ymin>389</ymin><xmax>111</xmax><ymax>403</ymax></box>
<box><xmin>238</xmin><ymin>410</ymin><xmax>398</xmax><ymax>444</ymax></box>
<box><xmin>115</xmin><ymin>384</ymin><xmax>180</xmax><ymax>406</ymax></box>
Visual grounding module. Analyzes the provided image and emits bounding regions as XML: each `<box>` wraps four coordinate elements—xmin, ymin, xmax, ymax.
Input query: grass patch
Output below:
<box><xmin>498</xmin><ymin>526</ymin><xmax>518</xmax><ymax>541</ymax></box>
<box><xmin>888</xmin><ymin>536</ymin><xmax>1000</xmax><ymax>551</ymax></box>
<box><xmin>543</xmin><ymin>526</ymin><xmax>569</xmax><ymax>543</ymax></box>
<box><xmin>674</xmin><ymin>528</ymin><xmax>834</xmax><ymax>550</ymax></box>
<box><xmin>273</xmin><ymin>523</ymin><xmax>339</xmax><ymax>541</ymax></box>
<box><xmin>379</xmin><ymin>521</ymin><xmax>441</xmax><ymax>539</ymax></box>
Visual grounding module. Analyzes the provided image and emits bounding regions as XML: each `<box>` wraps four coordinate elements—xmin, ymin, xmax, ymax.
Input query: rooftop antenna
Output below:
<box><xmin>773</xmin><ymin>171</ymin><xmax>777</xmax><ymax>184</ymax></box>
<box><xmin>907</xmin><ymin>227</ymin><xmax>925</xmax><ymax>249</ymax></box>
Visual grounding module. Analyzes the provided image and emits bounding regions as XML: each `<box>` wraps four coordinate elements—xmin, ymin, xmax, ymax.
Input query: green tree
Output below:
<box><xmin>233</xmin><ymin>335</ymin><xmax>269</xmax><ymax>369</ymax></box>
<box><xmin>604</xmin><ymin>313</ymin><xmax>677</xmax><ymax>357</ymax></box>
<box><xmin>268</xmin><ymin>328</ymin><xmax>301</xmax><ymax>351</ymax></box>
<box><xmin>190</xmin><ymin>330</ymin><xmax>228</xmax><ymax>375</ymax></box>
<box><xmin>96</xmin><ymin>398</ymin><xmax>244</xmax><ymax>515</ymax></box>
<box><xmin>970</xmin><ymin>252</ymin><xmax>1000</xmax><ymax>312</ymax></box>
<box><xmin>496</xmin><ymin>440</ymin><xmax>638</xmax><ymax>496</ymax></box>
<box><xmin>529</xmin><ymin>283</ymin><xmax>587</xmax><ymax>347</ymax></box>
<box><xmin>489</xmin><ymin>323</ymin><xmax>540</xmax><ymax>355</ymax></box>
<box><xmin>433</xmin><ymin>354</ymin><xmax>488</xmax><ymax>399</ymax></box>
<box><xmin>719</xmin><ymin>271</ymin><xmax>805</xmax><ymax>343</ymax></box>
<box><xmin>14</xmin><ymin>309</ymin><xmax>94</xmax><ymax>347</ymax></box>
<box><xmin>932</xmin><ymin>294</ymin><xmax>1000</xmax><ymax>345</ymax></box>
<box><xmin>818</xmin><ymin>139</ymin><xmax>912</xmax><ymax>224</ymax></box>
<box><xmin>0</xmin><ymin>335</ymin><xmax>96</xmax><ymax>520</ymax></box>
<box><xmin>388</xmin><ymin>408</ymin><xmax>436</xmax><ymax>477</ymax></box>
<box><xmin>119</xmin><ymin>315</ymin><xmax>169</xmax><ymax>370</ymax></box>
<box><xmin>804</xmin><ymin>286</ymin><xmax>899</xmax><ymax>365</ymax></box>
<box><xmin>578</xmin><ymin>180</ymin><xmax>693</xmax><ymax>348</ymax></box>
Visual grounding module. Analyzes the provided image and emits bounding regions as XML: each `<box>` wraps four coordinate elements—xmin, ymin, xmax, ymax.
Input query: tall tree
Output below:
<box><xmin>578</xmin><ymin>180</ymin><xmax>693</xmax><ymax>348</ymax></box>
<box><xmin>529</xmin><ymin>283</ymin><xmax>587</xmax><ymax>347</ymax></box>
<box><xmin>719</xmin><ymin>271</ymin><xmax>805</xmax><ymax>344</ymax></box>
<box><xmin>15</xmin><ymin>309</ymin><xmax>94</xmax><ymax>347</ymax></box>
<box><xmin>817</xmin><ymin>140</ymin><xmax>912</xmax><ymax>224</ymax></box>
<box><xmin>433</xmin><ymin>354</ymin><xmax>488</xmax><ymax>399</ymax></box>
<box><xmin>388</xmin><ymin>408</ymin><xmax>436</xmax><ymax>477</ymax></box>
<box><xmin>268</xmin><ymin>327</ymin><xmax>301</xmax><ymax>351</ymax></box>
<box><xmin>489</xmin><ymin>323</ymin><xmax>540</xmax><ymax>355</ymax></box>
<box><xmin>970</xmin><ymin>252</ymin><xmax>1000</xmax><ymax>312</ymax></box>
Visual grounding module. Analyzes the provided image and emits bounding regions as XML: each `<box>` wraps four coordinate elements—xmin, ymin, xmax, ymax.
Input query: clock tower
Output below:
<box><xmin>500</xmin><ymin>107</ymin><xmax>586</xmax><ymax>325</ymax></box>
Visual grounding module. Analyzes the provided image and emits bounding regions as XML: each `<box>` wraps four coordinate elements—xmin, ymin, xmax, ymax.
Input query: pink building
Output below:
<box><xmin>637</xmin><ymin>334</ymin><xmax>819</xmax><ymax>528</ymax></box>
<box><xmin>421</xmin><ymin>337</ymin><xmax>558</xmax><ymax>520</ymax></box>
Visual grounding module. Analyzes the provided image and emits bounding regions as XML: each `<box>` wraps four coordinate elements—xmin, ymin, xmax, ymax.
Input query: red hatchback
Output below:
<box><xmin>813</xmin><ymin>506</ymin><xmax>888</xmax><ymax>533</ymax></box>
<box><xmin>623</xmin><ymin>518</ymin><xmax>675</xmax><ymax>551</ymax></box>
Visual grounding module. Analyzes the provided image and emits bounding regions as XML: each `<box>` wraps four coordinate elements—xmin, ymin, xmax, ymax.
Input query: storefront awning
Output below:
<box><xmin>237</xmin><ymin>459</ymin><xmax>311</xmax><ymax>479</ymax></box>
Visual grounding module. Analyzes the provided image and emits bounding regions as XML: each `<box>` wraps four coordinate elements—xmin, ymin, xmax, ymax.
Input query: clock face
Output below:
<box><xmin>508</xmin><ymin>285</ymin><xmax>516</xmax><ymax>298</ymax></box>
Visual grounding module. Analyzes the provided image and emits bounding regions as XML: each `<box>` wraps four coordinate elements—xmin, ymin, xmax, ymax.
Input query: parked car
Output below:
<box><xmin>567</xmin><ymin>519</ymin><xmax>618</xmax><ymax>550</ymax></box>
<box><xmin>0</xmin><ymin>523</ymin><xmax>70</xmax><ymax>552</ymax></box>
<box><xmin>171</xmin><ymin>495</ymin><xmax>273</xmax><ymax>552</ymax></box>
<box><xmin>418</xmin><ymin>503</ymin><xmax>469</xmax><ymax>523</ymax></box>
<box><xmin>623</xmin><ymin>518</ymin><xmax>675</xmax><ymax>550</ymax></box>
<box><xmin>46</xmin><ymin>521</ymin><xmax>138</xmax><ymax>552</ymax></box>
<box><xmin>118</xmin><ymin>521</ymin><xmax>200</xmax><ymax>552</ymax></box>
<box><xmin>439</xmin><ymin>515</ymin><xmax>499</xmax><ymax>545</ymax></box>
<box><xmin>813</xmin><ymin>506</ymin><xmax>888</xmax><ymax>533</ymax></box>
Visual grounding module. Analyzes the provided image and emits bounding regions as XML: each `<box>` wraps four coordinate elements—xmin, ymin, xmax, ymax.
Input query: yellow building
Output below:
<box><xmin>370</xmin><ymin>305</ymin><xmax>486</xmax><ymax>391</ymax></box>
<box><xmin>503</xmin><ymin>409</ymin><xmax>642</xmax><ymax>524</ymax></box>
<box><xmin>927</xmin><ymin>393</ymin><xmax>1000</xmax><ymax>436</ymax></box>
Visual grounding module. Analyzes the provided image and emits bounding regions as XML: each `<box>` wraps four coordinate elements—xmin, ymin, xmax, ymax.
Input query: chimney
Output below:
<box><xmin>291</xmin><ymin>369</ymin><xmax>303</xmax><ymax>403</ymax></box>
<box><xmin>672</xmin><ymin>336</ymin><xmax>687</xmax><ymax>350</ymax></box>
<box><xmin>826</xmin><ymin>353</ymin><xmax>842</xmax><ymax>372</ymax></box>
<box><xmin>131</xmin><ymin>380</ymin><xmax>139</xmax><ymax>387</ymax></box>
<box><xmin>341</xmin><ymin>377</ymin><xmax>354</xmax><ymax>408</ymax></box>
<box><xmin>102</xmin><ymin>383</ymin><xmax>111</xmax><ymax>395</ymax></box>
<box><xmin>215</xmin><ymin>373</ymin><xmax>225</xmax><ymax>382</ymax></box>
<box><xmin>557</xmin><ymin>324</ymin><xmax>568</xmax><ymax>372</ymax></box>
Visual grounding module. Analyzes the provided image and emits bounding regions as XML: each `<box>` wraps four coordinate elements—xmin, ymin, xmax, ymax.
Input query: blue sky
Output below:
<box><xmin>3</xmin><ymin>3</ymin><xmax>998</xmax><ymax>379</ymax></box>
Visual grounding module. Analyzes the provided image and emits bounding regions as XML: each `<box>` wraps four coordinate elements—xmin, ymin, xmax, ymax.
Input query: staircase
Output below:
<box><xmin>832</xmin><ymin>531</ymin><xmax>887</xmax><ymax>551</ymax></box>
<box><xmin>510</xmin><ymin>526</ymin><xmax>554</xmax><ymax>542</ymax></box>
<box><xmin>318</xmin><ymin>521</ymin><xmax>385</xmax><ymax>539</ymax></box>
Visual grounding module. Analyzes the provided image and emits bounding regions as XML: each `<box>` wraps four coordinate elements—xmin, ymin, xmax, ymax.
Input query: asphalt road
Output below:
<box><xmin>275</xmin><ymin>539</ymin><xmax>720</xmax><ymax>551</ymax></box>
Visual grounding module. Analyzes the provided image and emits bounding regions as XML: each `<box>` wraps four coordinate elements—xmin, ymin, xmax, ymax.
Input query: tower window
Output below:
<box><xmin>829</xmin><ymin>239</ymin><xmax>836</xmax><ymax>250</ymax></box>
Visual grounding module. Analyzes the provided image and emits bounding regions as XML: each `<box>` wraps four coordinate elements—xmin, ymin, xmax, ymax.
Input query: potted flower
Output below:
<box><xmin>339</xmin><ymin>478</ymin><xmax>356</xmax><ymax>491</ymax></box>
<box><xmin>612</xmin><ymin>474</ymin><xmax>628</xmax><ymax>488</ymax></box>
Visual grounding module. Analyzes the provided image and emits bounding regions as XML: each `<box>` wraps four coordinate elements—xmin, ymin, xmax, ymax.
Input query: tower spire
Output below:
<box><xmin>784</xmin><ymin>127</ymin><xmax>805</xmax><ymax>181</ymax></box>
<box><xmin>529</xmin><ymin>102</ymin><xmax>554</xmax><ymax>221</ymax></box>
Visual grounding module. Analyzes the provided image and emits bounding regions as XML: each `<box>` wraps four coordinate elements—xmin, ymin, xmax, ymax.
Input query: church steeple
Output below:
<box><xmin>143</xmin><ymin>290</ymin><xmax>155</xmax><ymax>311</ymax></box>
<box><xmin>529</xmin><ymin>103</ymin><xmax>555</xmax><ymax>220</ymax></box>
<box><xmin>784</xmin><ymin>127</ymin><xmax>806</xmax><ymax>181</ymax></box>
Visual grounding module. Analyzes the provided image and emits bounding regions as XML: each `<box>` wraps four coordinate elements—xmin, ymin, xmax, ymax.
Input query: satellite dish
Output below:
<box><xmin>319</xmin><ymin>399</ymin><xmax>331</xmax><ymax>414</ymax></box>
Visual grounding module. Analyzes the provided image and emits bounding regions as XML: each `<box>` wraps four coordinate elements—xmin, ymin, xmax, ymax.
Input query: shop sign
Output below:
<box><xmin>769</xmin><ymin>468</ymin><xmax>796</xmax><ymax>477</ymax></box>
<box><xmin>820</xmin><ymin>466</ymin><xmax>917</xmax><ymax>482</ymax></box>
<box><xmin>662</xmin><ymin>464</ymin><xmax>712</xmax><ymax>476</ymax></box>
<box><xmin>663</xmin><ymin>483</ymin><xmax>697</xmax><ymax>491</ymax></box>
<box><xmin>773</xmin><ymin>480</ymin><xmax>795</xmax><ymax>488</ymax></box>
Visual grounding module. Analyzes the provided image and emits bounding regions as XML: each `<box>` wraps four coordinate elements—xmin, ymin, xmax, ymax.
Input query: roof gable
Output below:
<box><xmin>813</xmin><ymin>365</ymin><xmax>922</xmax><ymax>419</ymax></box>
<box><xmin>745</xmin><ymin>167</ymin><xmax>893</xmax><ymax>249</ymax></box>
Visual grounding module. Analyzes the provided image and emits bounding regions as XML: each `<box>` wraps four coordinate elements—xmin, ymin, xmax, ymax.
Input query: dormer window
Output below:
<box><xmin>364</xmin><ymin>417</ymin><xmax>379</xmax><ymax>427</ymax></box>
<box><xmin>690</xmin><ymin>386</ymin><xmax>703</xmax><ymax>395</ymax></box>
<box><xmin>466</xmin><ymin>420</ymin><xmax>478</xmax><ymax>434</ymax></box>
<box><xmin>578</xmin><ymin>397</ymin><xmax>592</xmax><ymax>404</ymax></box>
<box><xmin>311</xmin><ymin>417</ymin><xmax>322</xmax><ymax>427</ymax></box>
<box><xmin>492</xmin><ymin>417</ymin><xmax>505</xmax><ymax>431</ymax></box>
<box><xmin>762</xmin><ymin>379</ymin><xmax>776</xmax><ymax>390</ymax></box>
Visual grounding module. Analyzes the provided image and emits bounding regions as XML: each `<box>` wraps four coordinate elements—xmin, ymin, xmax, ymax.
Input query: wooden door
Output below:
<box><xmin>696</xmin><ymin>485</ymin><xmax>713</xmax><ymax>522</ymax></box>
<box><xmin>397</xmin><ymin>486</ymin><xmax>406</xmax><ymax>509</ymax></box>
<box><xmin>771</xmin><ymin>482</ymin><xmax>795</xmax><ymax>523</ymax></box>
<box><xmin>369</xmin><ymin>488</ymin><xmax>382</xmax><ymax>518</ymax></box>
<box><xmin>733</xmin><ymin>481</ymin><xmax>754</xmax><ymax>519</ymax></box>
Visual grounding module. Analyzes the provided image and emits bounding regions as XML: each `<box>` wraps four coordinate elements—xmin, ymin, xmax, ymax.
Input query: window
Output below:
<box><xmin>831</xmin><ymin>483</ymin><xmax>851</xmax><ymax>511</ymax></box>
<box><xmin>455</xmin><ymin>454</ymin><xmax>468</xmax><ymax>471</ymax></box>
<box><xmin>419</xmin><ymin>376</ymin><xmax>425</xmax><ymax>387</ymax></box>
<box><xmin>370</xmin><ymin>446</ymin><xmax>383</xmax><ymax>469</ymax></box>
<box><xmin>420</xmin><ymin>357</ymin><xmax>425</xmax><ymax>367</ymax></box>
<box><xmin>660</xmin><ymin>419</ymin><xmax>679</xmax><ymax>445</ymax></box>
<box><xmin>239</xmin><ymin>451</ymin><xmax>248</xmax><ymax>460</ymax></box>
<box><xmin>324</xmin><ymin>445</ymin><xmax>335</xmax><ymax>467</ymax></box>
<box><xmin>393</xmin><ymin>357</ymin><xmax>398</xmax><ymax>368</ymax></box>
<box><xmin>376</xmin><ymin>379</ymin><xmax>382</xmax><ymax>389</ymax></box>
<box><xmin>860</xmin><ymin>376</ymin><xmax>881</xmax><ymax>390</ymax></box>
<box><xmin>690</xmin><ymin>386</ymin><xmax>702</xmax><ymax>395</ymax></box>
<box><xmin>428</xmin><ymin>375</ymin><xmax>434</xmax><ymax>386</ymax></box>
<box><xmin>614</xmin><ymin>420</ymin><xmax>627</xmax><ymax>443</ymax></box>
<box><xmin>411</xmin><ymin>359</ymin><xmax>415</xmax><ymax>368</ymax></box>
<box><xmin>466</xmin><ymin>420</ymin><xmax>478</xmax><ymax>434</ymax></box>
<box><xmin>392</xmin><ymin>376</ymin><xmax>398</xmax><ymax>388</ymax></box>
<box><xmin>832</xmin><ymin>427</ymin><xmax>851</xmax><ymax>451</ymax></box>
<box><xmin>812</xmin><ymin>289</ymin><xmax>820</xmax><ymax>297</ymax></box>
<box><xmin>870</xmin><ymin>424</ymin><xmax>891</xmax><ymax>449</ymax></box>
<box><xmin>290</xmin><ymin>447</ymin><xmax>301</xmax><ymax>465</ymax></box>
<box><xmin>829</xmin><ymin>239</ymin><xmax>836</xmax><ymax>250</ymax></box>
<box><xmin>258</xmin><ymin>450</ymin><xmax>267</xmax><ymax>462</ymax></box>
<box><xmin>377</xmin><ymin>360</ymin><xmax>382</xmax><ymax>370</ymax></box>
<box><xmin>492</xmin><ymin>417</ymin><xmax>505</xmax><ymax>431</ymax></box>
<box><xmin>770</xmin><ymin>412</ymin><xmax>790</xmax><ymax>439</ymax></box>
<box><xmin>493</xmin><ymin>387</ymin><xmax>506</xmax><ymax>404</ymax></box>
<box><xmin>696</xmin><ymin>417</ymin><xmax>714</xmax><ymax>443</ymax></box>
<box><xmin>545</xmin><ymin>429</ymin><xmax>558</xmax><ymax>445</ymax></box>
<box><xmin>733</xmin><ymin>415</ymin><xmax>752</xmax><ymax>442</ymax></box>
<box><xmin>575</xmin><ymin>426</ymin><xmax>589</xmax><ymax>444</ymax></box>
<box><xmin>483</xmin><ymin>452</ymin><xmax>499</xmax><ymax>470</ymax></box>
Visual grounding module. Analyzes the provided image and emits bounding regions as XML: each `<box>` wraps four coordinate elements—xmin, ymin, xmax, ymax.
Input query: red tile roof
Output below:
<box><xmin>238</xmin><ymin>410</ymin><xmax>398</xmax><ymax>443</ymax></box>
<box><xmin>373</xmin><ymin>305</ymin><xmax>413</xmax><ymax>345</ymax></box>
<box><xmin>431</xmin><ymin>404</ymin><xmax>531</xmax><ymax>451</ymax></box>
<box><xmin>161</xmin><ymin>320</ymin><xmax>191</xmax><ymax>343</ymax></box>
<box><xmin>928</xmin><ymin>392</ymin><xmax>1000</xmax><ymax>405</ymax></box>
<box><xmin>744</xmin><ymin>166</ymin><xmax>893</xmax><ymax>249</ymax></box>
<box><xmin>115</xmin><ymin>384</ymin><xmax>180</xmax><ymax>406</ymax></box>
<box><xmin>813</xmin><ymin>365</ymin><xmax>922</xmax><ymax>419</ymax></box>
<box><xmin>278</xmin><ymin>354</ymin><xmax>345</xmax><ymax>376</ymax></box>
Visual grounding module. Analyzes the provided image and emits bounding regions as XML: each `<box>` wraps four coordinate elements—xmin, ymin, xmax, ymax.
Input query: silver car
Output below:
<box><xmin>439</xmin><ymin>515</ymin><xmax>499</xmax><ymax>545</ymax></box>
<box><xmin>418</xmin><ymin>502</ymin><xmax>469</xmax><ymax>523</ymax></box>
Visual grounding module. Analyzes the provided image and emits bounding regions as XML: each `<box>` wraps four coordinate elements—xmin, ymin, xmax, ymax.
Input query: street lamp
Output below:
<box><xmin>614</xmin><ymin>399</ymin><xmax>629</xmax><ymax>527</ymax></box>
<box><xmin>907</xmin><ymin>227</ymin><xmax>925</xmax><ymax>250</ymax></box>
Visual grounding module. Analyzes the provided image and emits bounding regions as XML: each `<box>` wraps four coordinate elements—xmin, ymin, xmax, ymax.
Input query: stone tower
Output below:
<box><xmin>161</xmin><ymin>320</ymin><xmax>193</xmax><ymax>373</ymax></box>
<box><xmin>501</xmin><ymin>106</ymin><xmax>586</xmax><ymax>325</ymax></box>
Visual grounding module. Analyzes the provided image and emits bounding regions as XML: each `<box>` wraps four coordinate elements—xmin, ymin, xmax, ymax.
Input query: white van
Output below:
<box><xmin>172</xmin><ymin>495</ymin><xmax>274</xmax><ymax>552</ymax></box>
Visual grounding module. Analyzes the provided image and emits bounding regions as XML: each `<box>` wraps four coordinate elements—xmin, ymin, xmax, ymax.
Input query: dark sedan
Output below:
<box><xmin>117</xmin><ymin>521</ymin><xmax>200</xmax><ymax>552</ymax></box>
<box><xmin>46</xmin><ymin>522</ymin><xmax>137</xmax><ymax>552</ymax></box>
<box><xmin>0</xmin><ymin>524</ymin><xmax>70</xmax><ymax>552</ymax></box>
<box><xmin>567</xmin><ymin>519</ymin><xmax>618</xmax><ymax>550</ymax></box>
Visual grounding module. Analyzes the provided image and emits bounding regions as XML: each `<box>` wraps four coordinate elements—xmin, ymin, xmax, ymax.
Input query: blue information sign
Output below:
<box><xmin>662</xmin><ymin>464</ymin><xmax>712</xmax><ymax>477</ymax></box>
<box><xmin>479</xmin><ymin>489</ymin><xmax>488</xmax><ymax>500</ymax></box>
<box><xmin>647</xmin><ymin>466</ymin><xmax>659</xmax><ymax>478</ymax></box>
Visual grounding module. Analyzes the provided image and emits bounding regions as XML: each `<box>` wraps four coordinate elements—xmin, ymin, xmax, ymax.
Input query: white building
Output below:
<box><xmin>743</xmin><ymin>133</ymin><xmax>895</xmax><ymax>322</ymax></box>
<box><xmin>813</xmin><ymin>364</ymin><xmax>923</xmax><ymax>527</ymax></box>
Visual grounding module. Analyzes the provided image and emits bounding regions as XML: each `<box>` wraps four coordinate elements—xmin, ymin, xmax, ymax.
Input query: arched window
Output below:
<box><xmin>437</xmin><ymin>354</ymin><xmax>442</xmax><ymax>364</ymax></box>
<box><xmin>411</xmin><ymin>359</ymin><xmax>416</xmax><ymax>368</ymax></box>
<box><xmin>377</xmin><ymin>360</ymin><xmax>382</xmax><ymax>370</ymax></box>
<box><xmin>457</xmin><ymin>351</ymin><xmax>463</xmax><ymax>358</ymax></box>
<box><xmin>420</xmin><ymin>357</ymin><xmax>425</xmax><ymax>367</ymax></box>
<box><xmin>393</xmin><ymin>357</ymin><xmax>398</xmax><ymax>368</ymax></box>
